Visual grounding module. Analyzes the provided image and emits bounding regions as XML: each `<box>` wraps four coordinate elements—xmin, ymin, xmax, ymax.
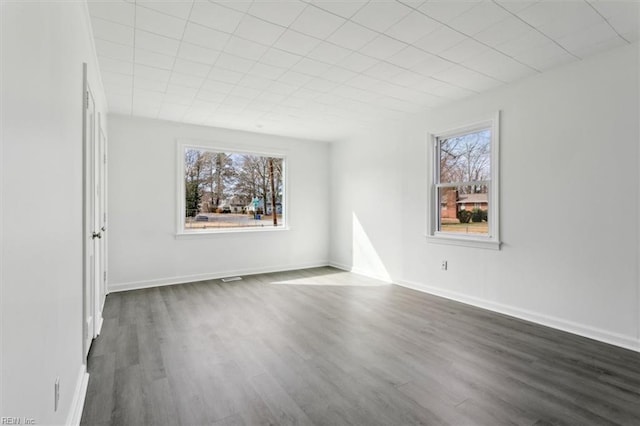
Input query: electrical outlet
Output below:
<box><xmin>441</xmin><ymin>260</ymin><xmax>448</xmax><ymax>271</ymax></box>
<box><xmin>54</xmin><ymin>378</ymin><xmax>60</xmax><ymax>411</ymax></box>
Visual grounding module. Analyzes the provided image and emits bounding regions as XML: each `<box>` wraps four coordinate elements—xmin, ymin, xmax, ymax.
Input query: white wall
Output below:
<box><xmin>330</xmin><ymin>43</ymin><xmax>640</xmax><ymax>351</ymax></box>
<box><xmin>107</xmin><ymin>116</ymin><xmax>330</xmax><ymax>291</ymax></box>
<box><xmin>329</xmin><ymin>123</ymin><xmax>405</xmax><ymax>282</ymax></box>
<box><xmin>1</xmin><ymin>1</ymin><xmax>107</xmax><ymax>424</ymax></box>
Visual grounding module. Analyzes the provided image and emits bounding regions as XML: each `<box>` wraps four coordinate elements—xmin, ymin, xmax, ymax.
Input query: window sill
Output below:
<box><xmin>426</xmin><ymin>233</ymin><xmax>501</xmax><ymax>250</ymax></box>
<box><xmin>176</xmin><ymin>226</ymin><xmax>290</xmax><ymax>239</ymax></box>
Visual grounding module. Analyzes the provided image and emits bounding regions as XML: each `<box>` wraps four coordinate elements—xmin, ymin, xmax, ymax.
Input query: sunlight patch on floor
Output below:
<box><xmin>270</xmin><ymin>270</ymin><xmax>388</xmax><ymax>287</ymax></box>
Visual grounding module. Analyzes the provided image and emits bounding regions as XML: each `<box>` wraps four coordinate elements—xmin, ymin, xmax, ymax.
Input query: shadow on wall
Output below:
<box><xmin>351</xmin><ymin>212</ymin><xmax>391</xmax><ymax>283</ymax></box>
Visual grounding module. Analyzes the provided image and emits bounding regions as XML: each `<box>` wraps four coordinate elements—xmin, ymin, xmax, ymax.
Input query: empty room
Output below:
<box><xmin>2</xmin><ymin>0</ymin><xmax>640</xmax><ymax>425</ymax></box>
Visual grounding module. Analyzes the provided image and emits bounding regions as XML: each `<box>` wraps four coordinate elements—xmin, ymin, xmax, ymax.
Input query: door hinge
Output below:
<box><xmin>104</xmin><ymin>271</ymin><xmax>107</xmax><ymax>283</ymax></box>
<box><xmin>84</xmin><ymin>90</ymin><xmax>89</xmax><ymax>109</ymax></box>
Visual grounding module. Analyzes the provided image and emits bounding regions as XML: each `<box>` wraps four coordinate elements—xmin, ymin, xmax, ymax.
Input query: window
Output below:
<box><xmin>177</xmin><ymin>143</ymin><xmax>286</xmax><ymax>234</ymax></box>
<box><xmin>427</xmin><ymin>113</ymin><xmax>500</xmax><ymax>249</ymax></box>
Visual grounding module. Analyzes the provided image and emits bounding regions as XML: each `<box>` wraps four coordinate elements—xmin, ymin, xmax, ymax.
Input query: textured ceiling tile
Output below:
<box><xmin>234</xmin><ymin>15</ymin><xmax>286</xmax><ymax>45</ymax></box>
<box><xmin>536</xmin><ymin>4</ymin><xmax>602</xmax><ymax>39</ymax></box>
<box><xmin>248</xmin><ymin>0</ymin><xmax>307</xmax><ymax>26</ymax></box>
<box><xmin>339</xmin><ymin>52</ymin><xmax>379</xmax><ymax>73</ymax></box>
<box><xmin>495</xmin><ymin>29</ymin><xmax>549</xmax><ymax>57</ymax></box>
<box><xmin>135</xmin><ymin>5</ymin><xmax>187</xmax><ymax>40</ymax></box>
<box><xmin>305</xmin><ymin>78</ymin><xmax>340</xmax><ymax>93</ymax></box>
<box><xmin>557</xmin><ymin>21</ymin><xmax>622</xmax><ymax>58</ymax></box>
<box><xmin>260</xmin><ymin>48</ymin><xmax>304</xmax><ymax>68</ymax></box>
<box><xmin>133</xmin><ymin>76</ymin><xmax>168</xmax><ymax>92</ymax></box>
<box><xmin>173</xmin><ymin>58</ymin><xmax>211</xmax><ymax>78</ymax></box>
<box><xmin>360</xmin><ymin>35</ymin><xmax>407</xmax><ymax>60</ymax></box>
<box><xmin>386</xmin><ymin>11</ymin><xmax>441</xmax><ymax>44</ymax></box>
<box><xmin>431</xmin><ymin>64</ymin><xmax>501</xmax><ymax>92</ymax></box>
<box><xmin>512</xmin><ymin>41</ymin><xmax>576</xmax><ymax>71</ymax></box>
<box><xmin>364</xmin><ymin>61</ymin><xmax>405</xmax><ymax>80</ymax></box>
<box><xmin>134</xmin><ymin>63</ymin><xmax>171</xmax><ymax>82</ymax></box>
<box><xmin>201</xmin><ymin>79</ymin><xmax>235</xmax><ymax>94</ymax></box>
<box><xmin>439</xmin><ymin>38</ymin><xmax>489</xmax><ymax>63</ymax></box>
<box><xmin>273</xmin><ymin>30</ymin><xmax>322</xmax><ymax>56</ymax></box>
<box><xmin>223</xmin><ymin>37</ymin><xmax>269</xmax><ymax>61</ymax></box>
<box><xmin>248</xmin><ymin>62</ymin><xmax>287</xmax><ymax>80</ymax></box>
<box><xmin>168</xmin><ymin>72</ymin><xmax>205</xmax><ymax>89</ymax></box>
<box><xmin>307</xmin><ymin>42</ymin><xmax>352</xmax><ymax>64</ymax></box>
<box><xmin>308</xmin><ymin>0</ymin><xmax>367</xmax><ymax>19</ymax></box>
<box><xmin>95</xmin><ymin>38</ymin><xmax>134</xmax><ymax>62</ymax></box>
<box><xmin>189</xmin><ymin>1</ymin><xmax>244</xmax><ymax>33</ymax></box>
<box><xmin>279</xmin><ymin>70</ymin><xmax>314</xmax><ymax>87</ymax></box>
<box><xmin>350</xmin><ymin>1</ymin><xmax>412</xmax><ymax>33</ymax></box>
<box><xmin>182</xmin><ymin>22</ymin><xmax>230</xmax><ymax>50</ymax></box>
<box><xmin>418</xmin><ymin>0</ymin><xmax>481</xmax><ymax>23</ymax></box>
<box><xmin>448</xmin><ymin>1</ymin><xmax>511</xmax><ymax>35</ymax></box>
<box><xmin>462</xmin><ymin>49</ymin><xmax>536</xmax><ymax>82</ymax></box>
<box><xmin>291</xmin><ymin>58</ymin><xmax>332</xmax><ymax>77</ymax></box>
<box><xmin>241</xmin><ymin>74</ymin><xmax>275</xmax><ymax>90</ymax></box>
<box><xmin>88</xmin><ymin>0</ymin><xmax>135</xmax><ymax>27</ymax></box>
<box><xmin>267</xmin><ymin>81</ymin><xmax>299</xmax><ymax>96</ymax></box>
<box><xmin>216</xmin><ymin>53</ymin><xmax>255</xmax><ymax>74</ymax></box>
<box><xmin>493</xmin><ymin>0</ymin><xmax>537</xmax><ymax>15</ymax></box>
<box><xmin>92</xmin><ymin>17</ymin><xmax>134</xmax><ymax>45</ymax></box>
<box><xmin>211</xmin><ymin>0</ymin><xmax>252</xmax><ymax>14</ymax></box>
<box><xmin>409</xmin><ymin>54</ymin><xmax>454</xmax><ymax>77</ymax></box>
<box><xmin>322</xmin><ymin>66</ymin><xmax>358</xmax><ymax>83</ymax></box>
<box><xmin>413</xmin><ymin>26</ymin><xmax>468</xmax><ymax>55</ymax></box>
<box><xmin>290</xmin><ymin>5</ymin><xmax>346</xmax><ymax>39</ymax></box>
<box><xmin>474</xmin><ymin>16</ymin><xmax>532</xmax><ymax>47</ymax></box>
<box><xmin>135</xmin><ymin>29</ymin><xmax>181</xmax><ymax>56</ymax></box>
<box><xmin>207</xmin><ymin>67</ymin><xmax>245</xmax><ymax>84</ymax></box>
<box><xmin>136</xmin><ymin>0</ymin><xmax>194</xmax><ymax>20</ymax></box>
<box><xmin>135</xmin><ymin>48</ymin><xmax>175</xmax><ymax>70</ymax></box>
<box><xmin>391</xmin><ymin>69</ymin><xmax>427</xmax><ymax>87</ymax></box>
<box><xmin>177</xmin><ymin>43</ymin><xmax>220</xmax><ymax>65</ymax></box>
<box><xmin>589</xmin><ymin>0</ymin><xmax>639</xmax><ymax>20</ymax></box>
<box><xmin>388</xmin><ymin>46</ymin><xmax>436</xmax><ymax>69</ymax></box>
<box><xmin>604</xmin><ymin>11</ymin><xmax>640</xmax><ymax>42</ymax></box>
<box><xmin>101</xmin><ymin>70</ymin><xmax>134</xmax><ymax>89</ymax></box>
<box><xmin>326</xmin><ymin>21</ymin><xmax>378</xmax><ymax>50</ymax></box>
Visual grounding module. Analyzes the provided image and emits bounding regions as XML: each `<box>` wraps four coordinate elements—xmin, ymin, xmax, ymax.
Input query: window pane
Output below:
<box><xmin>438</xmin><ymin>185</ymin><xmax>489</xmax><ymax>236</ymax></box>
<box><xmin>439</xmin><ymin>129</ymin><xmax>491</xmax><ymax>183</ymax></box>
<box><xmin>184</xmin><ymin>148</ymin><xmax>284</xmax><ymax>231</ymax></box>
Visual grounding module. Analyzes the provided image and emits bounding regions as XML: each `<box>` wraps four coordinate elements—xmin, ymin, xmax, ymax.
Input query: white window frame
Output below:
<box><xmin>176</xmin><ymin>140</ymin><xmax>288</xmax><ymax>237</ymax></box>
<box><xmin>426</xmin><ymin>112</ymin><xmax>501</xmax><ymax>250</ymax></box>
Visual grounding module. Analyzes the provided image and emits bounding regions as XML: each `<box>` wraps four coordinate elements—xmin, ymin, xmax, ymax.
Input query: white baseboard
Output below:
<box><xmin>66</xmin><ymin>365</ymin><xmax>89</xmax><ymax>426</ymax></box>
<box><xmin>396</xmin><ymin>278</ymin><xmax>640</xmax><ymax>353</ymax></box>
<box><xmin>95</xmin><ymin>315</ymin><xmax>103</xmax><ymax>336</ymax></box>
<box><xmin>328</xmin><ymin>261</ymin><xmax>392</xmax><ymax>283</ymax></box>
<box><xmin>108</xmin><ymin>261</ymin><xmax>330</xmax><ymax>293</ymax></box>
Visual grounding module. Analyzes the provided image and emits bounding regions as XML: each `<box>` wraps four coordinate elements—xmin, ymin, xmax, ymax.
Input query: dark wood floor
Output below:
<box><xmin>81</xmin><ymin>267</ymin><xmax>640</xmax><ymax>425</ymax></box>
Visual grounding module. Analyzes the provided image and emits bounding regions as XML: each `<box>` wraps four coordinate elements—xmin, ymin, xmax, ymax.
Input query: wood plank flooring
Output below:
<box><xmin>81</xmin><ymin>267</ymin><xmax>640</xmax><ymax>425</ymax></box>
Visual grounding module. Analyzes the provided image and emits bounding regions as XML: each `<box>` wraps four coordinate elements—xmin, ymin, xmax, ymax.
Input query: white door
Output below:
<box><xmin>97</xmin><ymin>125</ymin><xmax>108</xmax><ymax>319</ymax></box>
<box><xmin>83</xmin><ymin>64</ymin><xmax>96</xmax><ymax>360</ymax></box>
<box><xmin>93</xmin><ymin>115</ymin><xmax>106</xmax><ymax>337</ymax></box>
